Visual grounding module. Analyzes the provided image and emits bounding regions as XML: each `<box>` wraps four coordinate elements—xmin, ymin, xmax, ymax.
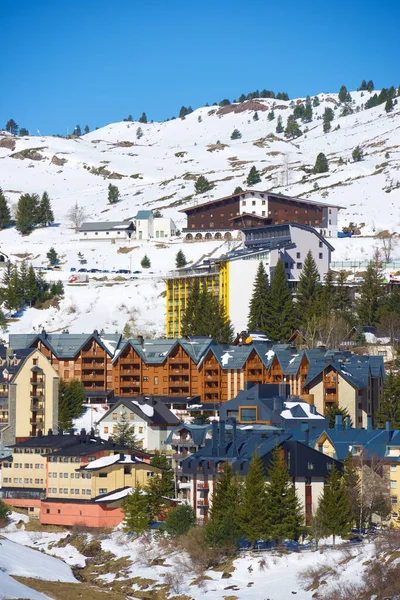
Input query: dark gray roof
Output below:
<box><xmin>9</xmin><ymin>332</ymin><xmax>123</xmax><ymax>359</ymax></box>
<box><xmin>100</xmin><ymin>396</ymin><xmax>180</xmax><ymax>427</ymax></box>
<box><xmin>80</xmin><ymin>221</ymin><xmax>134</xmax><ymax>232</ymax></box>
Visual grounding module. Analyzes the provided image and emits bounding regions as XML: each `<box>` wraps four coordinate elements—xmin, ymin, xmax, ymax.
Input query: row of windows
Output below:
<box><xmin>7</xmin><ymin>463</ymin><xmax>45</xmax><ymax>469</ymax></box>
<box><xmin>7</xmin><ymin>477</ymin><xmax>44</xmax><ymax>484</ymax></box>
<box><xmin>14</xmin><ymin>448</ymin><xmax>51</xmax><ymax>454</ymax></box>
<box><xmin>48</xmin><ymin>472</ymin><xmax>91</xmax><ymax>479</ymax></box>
<box><xmin>48</xmin><ymin>457</ymin><xmax>81</xmax><ymax>463</ymax></box>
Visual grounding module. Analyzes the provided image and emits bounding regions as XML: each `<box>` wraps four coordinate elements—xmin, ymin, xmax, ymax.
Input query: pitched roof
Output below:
<box><xmin>135</xmin><ymin>210</ymin><xmax>153</xmax><ymax>220</ymax></box>
<box><xmin>99</xmin><ymin>396</ymin><xmax>180</xmax><ymax>427</ymax></box>
<box><xmin>79</xmin><ymin>221</ymin><xmax>134</xmax><ymax>232</ymax></box>
<box><xmin>9</xmin><ymin>332</ymin><xmax>123</xmax><ymax>359</ymax></box>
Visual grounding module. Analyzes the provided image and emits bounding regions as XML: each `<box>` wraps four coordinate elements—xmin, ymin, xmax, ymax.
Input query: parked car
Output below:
<box><xmin>116</xmin><ymin>269</ymin><xmax>130</xmax><ymax>274</ymax></box>
<box><xmin>132</xmin><ymin>270</ymin><xmax>142</xmax><ymax>274</ymax></box>
<box><xmin>78</xmin><ymin>268</ymin><xmax>87</xmax><ymax>272</ymax></box>
<box><xmin>70</xmin><ymin>267</ymin><xmax>76</xmax><ymax>272</ymax></box>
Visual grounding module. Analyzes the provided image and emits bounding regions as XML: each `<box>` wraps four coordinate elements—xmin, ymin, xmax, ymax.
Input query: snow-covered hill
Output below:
<box><xmin>0</xmin><ymin>89</ymin><xmax>399</xmax><ymax>336</ymax></box>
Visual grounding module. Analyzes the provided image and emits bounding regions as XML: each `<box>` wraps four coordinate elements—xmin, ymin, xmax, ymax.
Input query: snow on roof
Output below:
<box><xmin>133</xmin><ymin>401</ymin><xmax>154</xmax><ymax>417</ymax></box>
<box><xmin>84</xmin><ymin>454</ymin><xmax>120</xmax><ymax>469</ymax></box>
<box><xmin>95</xmin><ymin>486</ymin><xmax>133</xmax><ymax>503</ymax></box>
<box><xmin>281</xmin><ymin>401</ymin><xmax>325</xmax><ymax>419</ymax></box>
<box><xmin>266</xmin><ymin>349</ymin><xmax>275</xmax><ymax>361</ymax></box>
<box><xmin>289</xmin><ymin>354</ymin><xmax>299</xmax><ymax>365</ymax></box>
<box><xmin>221</xmin><ymin>351</ymin><xmax>233</xmax><ymax>366</ymax></box>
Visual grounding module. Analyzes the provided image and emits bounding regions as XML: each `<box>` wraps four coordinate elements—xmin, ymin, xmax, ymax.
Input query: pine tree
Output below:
<box><xmin>352</xmin><ymin>146</ymin><xmax>364</xmax><ymax>162</ymax></box>
<box><xmin>356</xmin><ymin>254</ymin><xmax>384</xmax><ymax>326</ymax></box>
<box><xmin>320</xmin><ymin>269</ymin><xmax>336</xmax><ymax>316</ymax></box>
<box><xmin>25</xmin><ymin>264</ymin><xmax>40</xmax><ymax>306</ymax></box>
<box><xmin>195</xmin><ymin>175</ymin><xmax>213</xmax><ymax>194</ymax></box>
<box><xmin>84</xmin><ymin>125</ymin><xmax>90</xmax><ymax>134</ymax></box>
<box><xmin>314</xmin><ymin>153</ymin><xmax>329</xmax><ymax>173</ymax></box>
<box><xmin>284</xmin><ymin>116</ymin><xmax>302</xmax><ymax>139</ymax></box>
<box><xmin>367</xmin><ymin>80</ymin><xmax>375</xmax><ymax>92</ymax></box>
<box><xmin>206</xmin><ymin>291</ymin><xmax>234</xmax><ymax>343</ymax></box>
<box><xmin>302</xmin><ymin>99</ymin><xmax>313</xmax><ymax>123</ymax></box>
<box><xmin>235</xmin><ymin>452</ymin><xmax>268</xmax><ymax>547</ymax></box>
<box><xmin>73</xmin><ymin>124</ymin><xmax>81</xmax><ymax>136</ymax></box>
<box><xmin>295</xmin><ymin>251</ymin><xmax>321</xmax><ymax>326</ymax></box>
<box><xmin>313</xmin><ymin>96</ymin><xmax>320</xmax><ymax>107</ymax></box>
<box><xmin>276</xmin><ymin>115</ymin><xmax>284</xmax><ymax>133</ymax></box>
<box><xmin>136</xmin><ymin>127</ymin><xmax>143</xmax><ymax>139</ymax></box>
<box><xmin>19</xmin><ymin>260</ymin><xmax>29</xmax><ymax>302</ymax></box>
<box><xmin>246</xmin><ymin>166</ymin><xmax>261</xmax><ymax>186</ymax></box>
<box><xmin>112</xmin><ymin>410</ymin><xmax>137</xmax><ymax>447</ymax></box>
<box><xmin>108</xmin><ymin>183</ymin><xmax>120</xmax><ymax>204</ymax></box>
<box><xmin>247</xmin><ymin>262</ymin><xmax>271</xmax><ymax>334</ymax></box>
<box><xmin>181</xmin><ymin>281</ymin><xmax>233</xmax><ymax>343</ymax></box>
<box><xmin>318</xmin><ymin>465</ymin><xmax>352</xmax><ymax>546</ymax></box>
<box><xmin>265</xmin><ymin>447</ymin><xmax>303</xmax><ymax>542</ymax></box>
<box><xmin>139</xmin><ymin>112</ymin><xmax>147</xmax><ymax>124</ymax></box>
<box><xmin>342</xmin><ymin>454</ymin><xmax>361</xmax><ymax>524</ymax></box>
<box><xmin>18</xmin><ymin>127</ymin><xmax>28</xmax><ymax>136</ymax></box>
<box><xmin>6</xmin><ymin>119</ymin><xmax>18</xmax><ymax>135</ymax></box>
<box><xmin>0</xmin><ymin>188</ymin><xmax>11</xmax><ymax>229</ymax></box>
<box><xmin>325</xmin><ymin>404</ymin><xmax>352</xmax><ymax>428</ymax></box>
<box><xmin>37</xmin><ymin>191</ymin><xmax>54</xmax><ymax>227</ymax></box>
<box><xmin>253</xmin><ymin>111</ymin><xmax>259</xmax><ymax>121</ymax></box>
<box><xmin>122</xmin><ymin>484</ymin><xmax>152</xmax><ymax>534</ymax></box>
<box><xmin>140</xmin><ymin>254</ymin><xmax>151</xmax><ymax>268</ymax></box>
<box><xmin>335</xmin><ymin>271</ymin><xmax>350</xmax><ymax>313</ymax></box>
<box><xmin>268</xmin><ymin>258</ymin><xmax>296</xmax><ymax>342</ymax></box>
<box><xmin>175</xmin><ymin>249</ymin><xmax>187</xmax><ymax>268</ymax></box>
<box><xmin>376</xmin><ymin>371</ymin><xmax>400</xmax><ymax>429</ymax></box>
<box><xmin>181</xmin><ymin>278</ymin><xmax>201</xmax><ymax>337</ymax></box>
<box><xmin>230</xmin><ymin>128</ymin><xmax>242</xmax><ymax>140</ymax></box>
<box><xmin>0</xmin><ymin>499</ymin><xmax>11</xmax><ymax>521</ymax></box>
<box><xmin>46</xmin><ymin>247</ymin><xmax>58</xmax><ymax>265</ymax></box>
<box><xmin>267</xmin><ymin>110</ymin><xmax>275</xmax><ymax>121</ymax></box>
<box><xmin>4</xmin><ymin>266</ymin><xmax>23</xmax><ymax>311</ymax></box>
<box><xmin>234</xmin><ymin>186</ymin><xmax>244</xmax><ymax>194</ymax></box>
<box><xmin>205</xmin><ymin>462</ymin><xmax>241</xmax><ymax>548</ymax></box>
<box><xmin>15</xmin><ymin>193</ymin><xmax>40</xmax><ymax>235</ymax></box>
<box><xmin>339</xmin><ymin>85</ymin><xmax>348</xmax><ymax>102</ymax></box>
<box><xmin>58</xmin><ymin>379</ymin><xmax>85</xmax><ymax>430</ymax></box>
<box><xmin>150</xmin><ymin>451</ymin><xmax>174</xmax><ymax>497</ymax></box>
<box><xmin>323</xmin><ymin>107</ymin><xmax>334</xmax><ymax>133</ymax></box>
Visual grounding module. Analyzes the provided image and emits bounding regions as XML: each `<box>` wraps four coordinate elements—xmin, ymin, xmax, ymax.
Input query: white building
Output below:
<box><xmin>96</xmin><ymin>396</ymin><xmax>180</xmax><ymax>451</ymax></box>
<box><xmin>79</xmin><ymin>221</ymin><xmax>135</xmax><ymax>241</ymax></box>
<box><xmin>135</xmin><ymin>210</ymin><xmax>177</xmax><ymax>240</ymax></box>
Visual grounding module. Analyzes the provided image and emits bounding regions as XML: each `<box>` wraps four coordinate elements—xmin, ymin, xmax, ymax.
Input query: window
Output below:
<box><xmin>390</xmin><ymin>465</ymin><xmax>397</xmax><ymax>472</ymax></box>
<box><xmin>297</xmin><ymin>263</ymin><xmax>302</xmax><ymax>269</ymax></box>
<box><xmin>240</xmin><ymin>408</ymin><xmax>257</xmax><ymax>422</ymax></box>
<box><xmin>86</xmin><ymin>489</ymin><xmax>91</xmax><ymax>495</ymax></box>
<box><xmin>139</xmin><ymin>426</ymin><xmax>143</xmax><ymax>434</ymax></box>
<box><xmin>154</xmin><ymin>376</ymin><xmax>158</xmax><ymax>385</ymax></box>
<box><xmin>391</xmin><ymin>481</ymin><xmax>398</xmax><ymax>489</ymax></box>
<box><xmin>112</xmin><ymin>413</ymin><xmax>117</xmax><ymax>420</ymax></box>
<box><xmin>147</xmin><ymin>472</ymin><xmax>155</xmax><ymax>478</ymax></box>
<box><xmin>262</xmin><ymin>200</ymin><xmax>266</xmax><ymax>205</ymax></box>
<box><xmin>319</xmin><ymin>253</ymin><xmax>323</xmax><ymax>259</ymax></box>
<box><xmin>252</xmin><ymin>201</ymin><xmax>256</xmax><ymax>206</ymax></box>
<box><xmin>296</xmin><ymin>252</ymin><xmax>300</xmax><ymax>259</ymax></box>
<box><xmin>87</xmin><ymin>456</ymin><xmax>96</xmax><ymax>462</ymax></box>
<box><xmin>46</xmin><ymin>508</ymin><xmax>50</xmax><ymax>514</ymax></box>
<box><xmin>242</xmin><ymin>201</ymin><xmax>246</xmax><ymax>206</ymax></box>
<box><xmin>143</xmin><ymin>376</ymin><xmax>149</xmax><ymax>382</ymax></box>
<box><xmin>104</xmin><ymin>426</ymin><xmax>109</xmax><ymax>434</ymax></box>
<box><xmin>99</xmin><ymin>472</ymin><xmax>107</xmax><ymax>478</ymax></box>
<box><xmin>57</xmin><ymin>509</ymin><xmax>61</xmax><ymax>514</ymax></box>
<box><xmin>285</xmin><ymin>262</ymin><xmax>289</xmax><ymax>269</ymax></box>
<box><xmin>99</xmin><ymin>488</ymin><xmax>108</xmax><ymax>494</ymax></box>
<box><xmin>319</xmin><ymin>241</ymin><xmax>323</xmax><ymax>248</ymax></box>
<box><xmin>307</xmin><ymin>462</ymin><xmax>315</xmax><ymax>470</ymax></box>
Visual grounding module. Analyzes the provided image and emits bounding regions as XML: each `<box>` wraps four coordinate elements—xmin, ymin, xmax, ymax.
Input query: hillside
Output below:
<box><xmin>0</xmin><ymin>89</ymin><xmax>399</xmax><ymax>336</ymax></box>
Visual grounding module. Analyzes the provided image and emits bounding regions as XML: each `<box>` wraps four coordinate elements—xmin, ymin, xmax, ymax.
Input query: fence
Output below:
<box><xmin>331</xmin><ymin>261</ymin><xmax>400</xmax><ymax>269</ymax></box>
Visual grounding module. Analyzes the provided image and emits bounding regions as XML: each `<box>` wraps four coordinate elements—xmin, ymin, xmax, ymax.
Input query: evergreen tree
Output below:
<box><xmin>19</xmin><ymin>260</ymin><xmax>29</xmax><ymax>302</ymax></box>
<box><xmin>325</xmin><ymin>404</ymin><xmax>352</xmax><ymax>428</ymax></box>
<box><xmin>4</xmin><ymin>265</ymin><xmax>23</xmax><ymax>311</ymax></box>
<box><xmin>385</xmin><ymin>98</ymin><xmax>394</xmax><ymax>113</ymax></box>
<box><xmin>0</xmin><ymin>499</ymin><xmax>11</xmax><ymax>522</ymax></box>
<box><xmin>205</xmin><ymin>462</ymin><xmax>241</xmax><ymax>548</ymax></box>
<box><xmin>284</xmin><ymin>116</ymin><xmax>302</xmax><ymax>139</ymax></box>
<box><xmin>139</xmin><ymin>112</ymin><xmax>147</xmax><ymax>123</ymax></box>
<box><xmin>175</xmin><ymin>249</ymin><xmax>187</xmax><ymax>268</ymax></box>
<box><xmin>359</xmin><ymin>80</ymin><xmax>367</xmax><ymax>91</ymax></box>
<box><xmin>356</xmin><ymin>254</ymin><xmax>384</xmax><ymax>326</ymax></box>
<box><xmin>84</xmin><ymin>125</ymin><xmax>90</xmax><ymax>134</ymax></box>
<box><xmin>108</xmin><ymin>183</ymin><xmax>120</xmax><ymax>204</ymax></box>
<box><xmin>140</xmin><ymin>254</ymin><xmax>151</xmax><ymax>268</ymax></box>
<box><xmin>122</xmin><ymin>484</ymin><xmax>152</xmax><ymax>534</ymax></box>
<box><xmin>195</xmin><ymin>175</ymin><xmax>213</xmax><ymax>194</ymax></box>
<box><xmin>58</xmin><ymin>379</ymin><xmax>85</xmax><ymax>430</ymax></box>
<box><xmin>342</xmin><ymin>453</ymin><xmax>361</xmax><ymax>524</ymax></box>
<box><xmin>253</xmin><ymin>111</ymin><xmax>259</xmax><ymax>121</ymax></box>
<box><xmin>265</xmin><ymin>447</ymin><xmax>303</xmax><ymax>542</ymax></box>
<box><xmin>150</xmin><ymin>451</ymin><xmax>175</xmax><ymax>497</ymax></box>
<box><xmin>318</xmin><ymin>465</ymin><xmax>352</xmax><ymax>546</ymax></box>
<box><xmin>181</xmin><ymin>278</ymin><xmax>201</xmax><ymax>337</ymax></box>
<box><xmin>37</xmin><ymin>191</ymin><xmax>54</xmax><ymax>227</ymax></box>
<box><xmin>295</xmin><ymin>251</ymin><xmax>321</xmax><ymax>326</ymax></box>
<box><xmin>164</xmin><ymin>504</ymin><xmax>196</xmax><ymax>536</ymax></box>
<box><xmin>302</xmin><ymin>98</ymin><xmax>313</xmax><ymax>123</ymax></box>
<box><xmin>15</xmin><ymin>193</ymin><xmax>40</xmax><ymax>235</ymax></box>
<box><xmin>376</xmin><ymin>371</ymin><xmax>400</xmax><ymax>429</ymax></box>
<box><xmin>339</xmin><ymin>85</ymin><xmax>348</xmax><ymax>102</ymax></box>
<box><xmin>352</xmin><ymin>146</ymin><xmax>364</xmax><ymax>162</ymax></box>
<box><xmin>25</xmin><ymin>264</ymin><xmax>40</xmax><ymax>306</ymax></box>
<box><xmin>313</xmin><ymin>96</ymin><xmax>320</xmax><ymax>107</ymax></box>
<box><xmin>276</xmin><ymin>115</ymin><xmax>284</xmax><ymax>133</ymax></box>
<box><xmin>180</xmin><ymin>281</ymin><xmax>233</xmax><ymax>343</ymax></box>
<box><xmin>179</xmin><ymin>106</ymin><xmax>188</xmax><ymax>119</ymax></box>
<box><xmin>206</xmin><ymin>291</ymin><xmax>234</xmax><ymax>343</ymax></box>
<box><xmin>267</xmin><ymin>110</ymin><xmax>275</xmax><ymax>121</ymax></box>
<box><xmin>46</xmin><ymin>247</ymin><xmax>58</xmax><ymax>265</ymax></box>
<box><xmin>238</xmin><ymin>94</ymin><xmax>246</xmax><ymax>103</ymax></box>
<box><xmin>230</xmin><ymin>128</ymin><xmax>242</xmax><ymax>140</ymax></box>
<box><xmin>19</xmin><ymin>128</ymin><xmax>29</xmax><ymax>137</ymax></box>
<box><xmin>323</xmin><ymin>107</ymin><xmax>334</xmax><ymax>133</ymax></box>
<box><xmin>247</xmin><ymin>262</ymin><xmax>271</xmax><ymax>334</ymax></box>
<box><xmin>335</xmin><ymin>271</ymin><xmax>351</xmax><ymax>313</ymax></box>
<box><xmin>0</xmin><ymin>309</ymin><xmax>7</xmax><ymax>332</ymax></box>
<box><xmin>367</xmin><ymin>80</ymin><xmax>375</xmax><ymax>92</ymax></box>
<box><xmin>268</xmin><ymin>258</ymin><xmax>296</xmax><ymax>342</ymax></box>
<box><xmin>235</xmin><ymin>452</ymin><xmax>268</xmax><ymax>547</ymax></box>
<box><xmin>313</xmin><ymin>153</ymin><xmax>329</xmax><ymax>173</ymax></box>
<box><xmin>0</xmin><ymin>188</ymin><xmax>11</xmax><ymax>229</ymax></box>
<box><xmin>320</xmin><ymin>269</ymin><xmax>336</xmax><ymax>316</ymax></box>
<box><xmin>246</xmin><ymin>166</ymin><xmax>261</xmax><ymax>186</ymax></box>
<box><xmin>6</xmin><ymin>119</ymin><xmax>18</xmax><ymax>135</ymax></box>
<box><xmin>136</xmin><ymin>127</ymin><xmax>143</xmax><ymax>139</ymax></box>
<box><xmin>152</xmin><ymin>209</ymin><xmax>163</xmax><ymax>218</ymax></box>
<box><xmin>234</xmin><ymin>186</ymin><xmax>244</xmax><ymax>194</ymax></box>
<box><xmin>73</xmin><ymin>124</ymin><xmax>81</xmax><ymax>136</ymax></box>
<box><xmin>112</xmin><ymin>409</ymin><xmax>137</xmax><ymax>447</ymax></box>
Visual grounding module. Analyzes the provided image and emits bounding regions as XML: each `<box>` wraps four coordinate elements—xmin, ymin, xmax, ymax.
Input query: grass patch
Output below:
<box><xmin>24</xmin><ymin>519</ymin><xmax>66</xmax><ymax>533</ymax></box>
<box><xmin>13</xmin><ymin>577</ymin><xmax>126</xmax><ymax>600</ymax></box>
<box><xmin>117</xmin><ymin>246</ymin><xmax>138</xmax><ymax>254</ymax></box>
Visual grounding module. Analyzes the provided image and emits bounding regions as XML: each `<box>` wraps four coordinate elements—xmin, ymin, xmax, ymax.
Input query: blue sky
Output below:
<box><xmin>0</xmin><ymin>0</ymin><xmax>399</xmax><ymax>135</ymax></box>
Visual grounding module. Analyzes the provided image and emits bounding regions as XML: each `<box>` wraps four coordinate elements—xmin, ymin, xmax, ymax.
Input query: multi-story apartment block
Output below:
<box><xmin>165</xmin><ymin>223</ymin><xmax>334</xmax><ymax>336</ymax></box>
<box><xmin>0</xmin><ymin>347</ymin><xmax>59</xmax><ymax>446</ymax></box>
<box><xmin>180</xmin><ymin>190</ymin><xmax>341</xmax><ymax>241</ymax></box>
<box><xmin>2</xmin><ymin>431</ymin><xmax>160</xmax><ymax>527</ymax></box>
<box><xmin>8</xmin><ymin>333</ymin><xmax>384</xmax><ymax>428</ymax></box>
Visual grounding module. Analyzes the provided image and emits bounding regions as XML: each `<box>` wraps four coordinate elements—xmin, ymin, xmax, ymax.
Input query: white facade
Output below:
<box><xmin>136</xmin><ymin>214</ymin><xmax>177</xmax><ymax>240</ymax></box>
<box><xmin>136</xmin><ymin>214</ymin><xmax>154</xmax><ymax>240</ymax></box>
<box><xmin>97</xmin><ymin>406</ymin><xmax>173</xmax><ymax>451</ymax></box>
<box><xmin>79</xmin><ymin>222</ymin><xmax>134</xmax><ymax>241</ymax></box>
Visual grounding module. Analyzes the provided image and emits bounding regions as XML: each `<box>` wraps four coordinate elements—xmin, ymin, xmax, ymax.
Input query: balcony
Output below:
<box><xmin>172</xmin><ymin>452</ymin><xmax>190</xmax><ymax>460</ymax></box>
<box><xmin>169</xmin><ymin>362</ymin><xmax>189</xmax><ymax>369</ymax></box>
<box><xmin>169</xmin><ymin>376</ymin><xmax>189</xmax><ymax>384</ymax></box>
<box><xmin>30</xmin><ymin>404</ymin><xmax>44</xmax><ymax>413</ymax></box>
<box><xmin>197</xmin><ymin>499</ymin><xmax>209</xmax><ymax>508</ymax></box>
<box><xmin>197</xmin><ymin>483</ymin><xmax>209</xmax><ymax>490</ymax></box>
<box><xmin>82</xmin><ymin>361</ymin><xmax>105</xmax><ymax>368</ymax></box>
<box><xmin>171</xmin><ymin>435</ymin><xmax>191</xmax><ymax>444</ymax></box>
<box><xmin>30</xmin><ymin>417</ymin><xmax>44</xmax><ymax>424</ymax></box>
<box><xmin>325</xmin><ymin>393</ymin><xmax>338</xmax><ymax>402</ymax></box>
<box><xmin>81</xmin><ymin>374</ymin><xmax>105</xmax><ymax>381</ymax></box>
<box><xmin>30</xmin><ymin>378</ymin><xmax>44</xmax><ymax>384</ymax></box>
<box><xmin>30</xmin><ymin>391</ymin><xmax>44</xmax><ymax>398</ymax></box>
<box><xmin>0</xmin><ymin>417</ymin><xmax>8</xmax><ymax>424</ymax></box>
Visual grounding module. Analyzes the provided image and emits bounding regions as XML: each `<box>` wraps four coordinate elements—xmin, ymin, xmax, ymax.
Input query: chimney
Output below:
<box><xmin>211</xmin><ymin>420</ymin><xmax>218</xmax><ymax>456</ymax></box>
<box><xmin>138</xmin><ymin>335</ymin><xmax>144</xmax><ymax>347</ymax></box>
<box><xmin>38</xmin><ymin>429</ymin><xmax>43</xmax><ymax>438</ymax></box>
<box><xmin>278</xmin><ymin>382</ymin><xmax>289</xmax><ymax>399</ymax></box>
<box><xmin>345</xmin><ymin>416</ymin><xmax>351</xmax><ymax>430</ymax></box>
<box><xmin>386</xmin><ymin>420</ymin><xmax>393</xmax><ymax>442</ymax></box>
<box><xmin>80</xmin><ymin>428</ymin><xmax>87</xmax><ymax>437</ymax></box>
<box><xmin>367</xmin><ymin>415</ymin><xmax>373</xmax><ymax>432</ymax></box>
<box><xmin>309</xmin><ymin>405</ymin><xmax>316</xmax><ymax>415</ymax></box>
<box><xmin>119</xmin><ymin>453</ymin><xmax>125</xmax><ymax>461</ymax></box>
<box><xmin>48</xmin><ymin>428</ymin><xmax>53</xmax><ymax>436</ymax></box>
<box><xmin>273</xmin><ymin>397</ymin><xmax>284</xmax><ymax>413</ymax></box>
<box><xmin>302</xmin><ymin>426</ymin><xmax>310</xmax><ymax>445</ymax></box>
<box><xmin>6</xmin><ymin>347</ymin><xmax>13</xmax><ymax>360</ymax></box>
<box><xmin>334</xmin><ymin>415</ymin><xmax>343</xmax><ymax>431</ymax></box>
<box><xmin>219</xmin><ymin>421</ymin><xmax>226</xmax><ymax>453</ymax></box>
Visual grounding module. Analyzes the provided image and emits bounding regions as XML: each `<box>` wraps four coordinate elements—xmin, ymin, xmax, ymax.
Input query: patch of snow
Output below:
<box><xmin>265</xmin><ymin>349</ymin><xmax>275</xmax><ymax>361</ymax></box>
<box><xmin>221</xmin><ymin>351</ymin><xmax>233</xmax><ymax>366</ymax></box>
<box><xmin>84</xmin><ymin>454</ymin><xmax>120</xmax><ymax>469</ymax></box>
<box><xmin>132</xmin><ymin>401</ymin><xmax>154</xmax><ymax>417</ymax></box>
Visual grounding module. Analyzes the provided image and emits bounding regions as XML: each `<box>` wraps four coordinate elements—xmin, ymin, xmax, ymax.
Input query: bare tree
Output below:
<box><xmin>379</xmin><ymin>311</ymin><xmax>400</xmax><ymax>349</ymax></box>
<box><xmin>352</xmin><ymin>452</ymin><xmax>391</xmax><ymax>529</ymax></box>
<box><xmin>379</xmin><ymin>232</ymin><xmax>397</xmax><ymax>263</ymax></box>
<box><xmin>66</xmin><ymin>202</ymin><xmax>86</xmax><ymax>230</ymax></box>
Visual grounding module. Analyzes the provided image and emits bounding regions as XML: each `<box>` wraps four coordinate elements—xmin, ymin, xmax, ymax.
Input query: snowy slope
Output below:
<box><xmin>0</xmin><ymin>89</ymin><xmax>399</xmax><ymax>336</ymax></box>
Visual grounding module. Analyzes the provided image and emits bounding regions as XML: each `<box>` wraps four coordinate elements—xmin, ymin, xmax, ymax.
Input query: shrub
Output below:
<box><xmin>164</xmin><ymin>504</ymin><xmax>196</xmax><ymax>536</ymax></box>
<box><xmin>141</xmin><ymin>255</ymin><xmax>151</xmax><ymax>269</ymax></box>
<box><xmin>352</xmin><ymin>146</ymin><xmax>364</xmax><ymax>162</ymax></box>
<box><xmin>230</xmin><ymin>129</ymin><xmax>242</xmax><ymax>140</ymax></box>
<box><xmin>0</xmin><ymin>499</ymin><xmax>11</xmax><ymax>523</ymax></box>
<box><xmin>314</xmin><ymin>153</ymin><xmax>329</xmax><ymax>173</ymax></box>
